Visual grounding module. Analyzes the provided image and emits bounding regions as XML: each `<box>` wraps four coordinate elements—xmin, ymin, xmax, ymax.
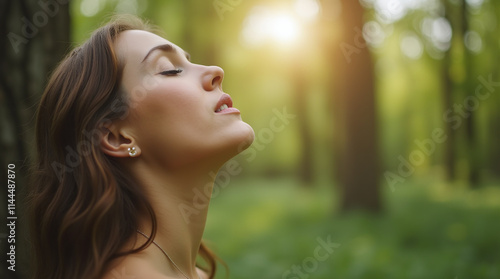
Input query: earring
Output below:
<box><xmin>128</xmin><ymin>147</ymin><xmax>137</xmax><ymax>157</ymax></box>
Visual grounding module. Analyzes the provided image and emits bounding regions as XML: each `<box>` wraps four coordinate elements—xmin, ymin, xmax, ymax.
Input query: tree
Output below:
<box><xmin>323</xmin><ymin>0</ymin><xmax>381</xmax><ymax>212</ymax></box>
<box><xmin>0</xmin><ymin>0</ymin><xmax>70</xmax><ymax>278</ymax></box>
<box><xmin>442</xmin><ymin>0</ymin><xmax>458</xmax><ymax>182</ymax></box>
<box><xmin>442</xmin><ymin>0</ymin><xmax>480</xmax><ymax>186</ymax></box>
<box><xmin>292</xmin><ymin>52</ymin><xmax>314</xmax><ymax>185</ymax></box>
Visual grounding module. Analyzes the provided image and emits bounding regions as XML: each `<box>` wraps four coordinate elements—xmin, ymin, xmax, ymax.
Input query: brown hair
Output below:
<box><xmin>29</xmin><ymin>15</ymin><xmax>220</xmax><ymax>279</ymax></box>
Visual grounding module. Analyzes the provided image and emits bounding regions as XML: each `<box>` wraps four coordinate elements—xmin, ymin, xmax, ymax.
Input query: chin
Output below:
<box><xmin>235</xmin><ymin>122</ymin><xmax>255</xmax><ymax>153</ymax></box>
<box><xmin>179</xmin><ymin>122</ymin><xmax>254</xmax><ymax>169</ymax></box>
<box><xmin>215</xmin><ymin>121</ymin><xmax>254</xmax><ymax>162</ymax></box>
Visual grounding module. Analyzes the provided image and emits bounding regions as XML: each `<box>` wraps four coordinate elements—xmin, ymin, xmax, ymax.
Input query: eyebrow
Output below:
<box><xmin>141</xmin><ymin>43</ymin><xmax>191</xmax><ymax>63</ymax></box>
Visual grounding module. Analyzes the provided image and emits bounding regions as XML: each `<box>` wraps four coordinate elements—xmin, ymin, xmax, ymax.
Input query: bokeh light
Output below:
<box><xmin>115</xmin><ymin>0</ymin><xmax>140</xmax><ymax>15</ymax></box>
<box><xmin>294</xmin><ymin>0</ymin><xmax>321</xmax><ymax>22</ymax></box>
<box><xmin>400</xmin><ymin>32</ymin><xmax>424</xmax><ymax>59</ymax></box>
<box><xmin>363</xmin><ymin>20</ymin><xmax>387</xmax><ymax>48</ymax></box>
<box><xmin>466</xmin><ymin>0</ymin><xmax>485</xmax><ymax>10</ymax></box>
<box><xmin>80</xmin><ymin>0</ymin><xmax>103</xmax><ymax>17</ymax></box>
<box><xmin>464</xmin><ymin>30</ymin><xmax>483</xmax><ymax>53</ymax></box>
<box><xmin>421</xmin><ymin>17</ymin><xmax>452</xmax><ymax>52</ymax></box>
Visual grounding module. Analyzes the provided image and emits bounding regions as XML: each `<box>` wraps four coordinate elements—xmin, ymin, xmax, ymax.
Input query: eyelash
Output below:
<box><xmin>159</xmin><ymin>68</ymin><xmax>183</xmax><ymax>76</ymax></box>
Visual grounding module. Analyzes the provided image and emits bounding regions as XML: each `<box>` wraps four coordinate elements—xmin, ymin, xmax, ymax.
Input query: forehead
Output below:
<box><xmin>114</xmin><ymin>30</ymin><xmax>177</xmax><ymax>66</ymax></box>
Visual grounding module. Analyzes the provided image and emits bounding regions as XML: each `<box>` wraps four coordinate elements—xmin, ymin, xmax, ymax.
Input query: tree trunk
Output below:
<box><xmin>329</xmin><ymin>0</ymin><xmax>381</xmax><ymax>212</ymax></box>
<box><xmin>441</xmin><ymin>0</ymin><xmax>457</xmax><ymax>182</ymax></box>
<box><xmin>460</xmin><ymin>0</ymin><xmax>480</xmax><ymax>187</ymax></box>
<box><xmin>0</xmin><ymin>0</ymin><xmax>70</xmax><ymax>278</ymax></box>
<box><xmin>293</xmin><ymin>58</ymin><xmax>314</xmax><ymax>185</ymax></box>
<box><xmin>442</xmin><ymin>0</ymin><xmax>480</xmax><ymax>186</ymax></box>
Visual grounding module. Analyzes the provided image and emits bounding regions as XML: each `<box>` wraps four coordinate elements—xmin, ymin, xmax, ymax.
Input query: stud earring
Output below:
<box><xmin>128</xmin><ymin>147</ymin><xmax>137</xmax><ymax>157</ymax></box>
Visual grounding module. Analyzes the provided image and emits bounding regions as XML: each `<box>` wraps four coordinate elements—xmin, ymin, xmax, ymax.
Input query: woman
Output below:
<box><xmin>29</xmin><ymin>15</ymin><xmax>254</xmax><ymax>279</ymax></box>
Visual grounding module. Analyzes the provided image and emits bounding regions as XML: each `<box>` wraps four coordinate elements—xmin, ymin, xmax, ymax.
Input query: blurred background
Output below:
<box><xmin>1</xmin><ymin>0</ymin><xmax>500</xmax><ymax>278</ymax></box>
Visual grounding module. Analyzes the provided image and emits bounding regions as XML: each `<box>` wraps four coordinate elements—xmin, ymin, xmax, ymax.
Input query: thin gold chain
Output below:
<box><xmin>136</xmin><ymin>230</ymin><xmax>199</xmax><ymax>279</ymax></box>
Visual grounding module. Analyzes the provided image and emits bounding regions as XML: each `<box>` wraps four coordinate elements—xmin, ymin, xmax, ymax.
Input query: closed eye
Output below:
<box><xmin>159</xmin><ymin>68</ymin><xmax>183</xmax><ymax>76</ymax></box>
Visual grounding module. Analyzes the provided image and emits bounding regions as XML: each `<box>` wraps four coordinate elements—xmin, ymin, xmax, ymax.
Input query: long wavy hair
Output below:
<box><xmin>29</xmin><ymin>15</ymin><xmax>220</xmax><ymax>279</ymax></box>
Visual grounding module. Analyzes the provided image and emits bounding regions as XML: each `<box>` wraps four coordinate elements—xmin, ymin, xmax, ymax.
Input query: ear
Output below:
<box><xmin>100</xmin><ymin>122</ymin><xmax>140</xmax><ymax>158</ymax></box>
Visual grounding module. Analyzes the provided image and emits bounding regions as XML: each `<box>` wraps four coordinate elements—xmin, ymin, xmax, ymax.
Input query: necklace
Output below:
<box><xmin>136</xmin><ymin>229</ymin><xmax>198</xmax><ymax>279</ymax></box>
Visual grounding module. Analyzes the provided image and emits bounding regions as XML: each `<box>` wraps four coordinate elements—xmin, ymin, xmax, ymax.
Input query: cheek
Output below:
<box><xmin>134</xmin><ymin>80</ymin><xmax>205</xmax><ymax>124</ymax></box>
<box><xmin>129</xmin><ymin>84</ymin><xmax>214</xmax><ymax>160</ymax></box>
<box><xmin>126</xmin><ymin>80</ymin><xmax>255</xmax><ymax>166</ymax></box>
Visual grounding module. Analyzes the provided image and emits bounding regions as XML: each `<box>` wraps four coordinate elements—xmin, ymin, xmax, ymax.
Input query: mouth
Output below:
<box><xmin>215</xmin><ymin>104</ymin><xmax>230</xmax><ymax>112</ymax></box>
<box><xmin>214</xmin><ymin>93</ymin><xmax>240</xmax><ymax>114</ymax></box>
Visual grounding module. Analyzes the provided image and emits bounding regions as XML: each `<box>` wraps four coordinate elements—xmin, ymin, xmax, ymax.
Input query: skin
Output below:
<box><xmin>100</xmin><ymin>30</ymin><xmax>254</xmax><ymax>278</ymax></box>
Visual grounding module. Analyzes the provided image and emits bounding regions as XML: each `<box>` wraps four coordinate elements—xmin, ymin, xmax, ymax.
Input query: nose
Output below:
<box><xmin>202</xmin><ymin>66</ymin><xmax>224</xmax><ymax>91</ymax></box>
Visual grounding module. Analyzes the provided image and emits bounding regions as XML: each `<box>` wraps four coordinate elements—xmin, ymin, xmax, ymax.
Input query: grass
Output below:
<box><xmin>202</xmin><ymin>177</ymin><xmax>500</xmax><ymax>279</ymax></box>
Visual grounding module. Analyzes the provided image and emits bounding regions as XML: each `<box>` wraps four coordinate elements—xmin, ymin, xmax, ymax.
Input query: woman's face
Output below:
<box><xmin>114</xmin><ymin>30</ymin><xmax>254</xmax><ymax>168</ymax></box>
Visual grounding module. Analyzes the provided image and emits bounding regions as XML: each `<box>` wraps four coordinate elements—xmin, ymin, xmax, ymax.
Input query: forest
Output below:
<box><xmin>1</xmin><ymin>0</ymin><xmax>499</xmax><ymax>278</ymax></box>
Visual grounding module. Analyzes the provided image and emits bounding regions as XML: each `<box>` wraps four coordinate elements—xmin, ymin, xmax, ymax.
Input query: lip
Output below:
<box><xmin>214</xmin><ymin>93</ymin><xmax>240</xmax><ymax>114</ymax></box>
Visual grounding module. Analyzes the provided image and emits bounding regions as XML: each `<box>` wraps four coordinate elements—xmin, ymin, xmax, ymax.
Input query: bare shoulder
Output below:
<box><xmin>196</xmin><ymin>267</ymin><xmax>209</xmax><ymax>279</ymax></box>
<box><xmin>101</xmin><ymin>256</ymin><xmax>170</xmax><ymax>279</ymax></box>
<box><xmin>101</xmin><ymin>255</ymin><xmax>209</xmax><ymax>279</ymax></box>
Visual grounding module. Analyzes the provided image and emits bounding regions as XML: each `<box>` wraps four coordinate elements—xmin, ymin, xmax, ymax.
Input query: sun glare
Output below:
<box><xmin>271</xmin><ymin>13</ymin><xmax>301</xmax><ymax>44</ymax></box>
<box><xmin>241</xmin><ymin>7</ymin><xmax>302</xmax><ymax>48</ymax></box>
<box><xmin>241</xmin><ymin>0</ymin><xmax>321</xmax><ymax>49</ymax></box>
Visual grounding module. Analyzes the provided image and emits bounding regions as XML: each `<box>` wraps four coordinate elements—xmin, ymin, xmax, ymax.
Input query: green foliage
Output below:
<box><xmin>69</xmin><ymin>0</ymin><xmax>500</xmax><ymax>184</ymax></box>
<box><xmin>204</xmin><ymin>177</ymin><xmax>500</xmax><ymax>278</ymax></box>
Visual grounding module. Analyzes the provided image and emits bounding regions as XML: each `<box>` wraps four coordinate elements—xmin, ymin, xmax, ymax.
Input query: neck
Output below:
<box><xmin>131</xmin><ymin>160</ymin><xmax>219</xmax><ymax>278</ymax></box>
